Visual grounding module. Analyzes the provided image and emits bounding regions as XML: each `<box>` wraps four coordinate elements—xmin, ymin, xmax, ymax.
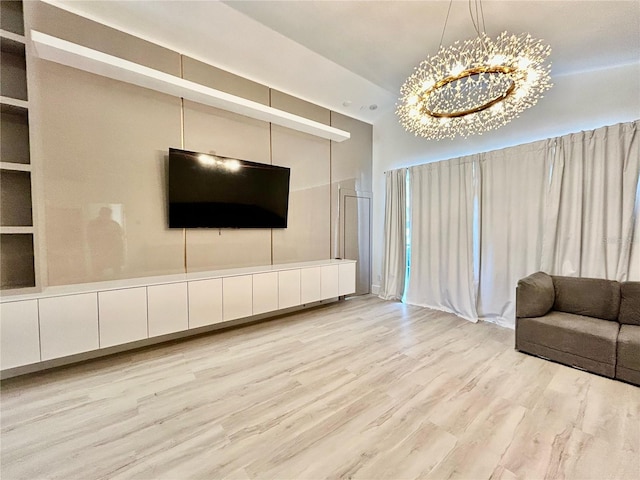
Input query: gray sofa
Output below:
<box><xmin>515</xmin><ymin>272</ymin><xmax>640</xmax><ymax>386</ymax></box>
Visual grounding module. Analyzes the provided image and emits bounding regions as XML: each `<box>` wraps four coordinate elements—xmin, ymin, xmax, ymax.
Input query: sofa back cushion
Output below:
<box><xmin>552</xmin><ymin>276</ymin><xmax>620</xmax><ymax>321</ymax></box>
<box><xmin>619</xmin><ymin>282</ymin><xmax>640</xmax><ymax>325</ymax></box>
<box><xmin>516</xmin><ymin>272</ymin><xmax>555</xmax><ymax>318</ymax></box>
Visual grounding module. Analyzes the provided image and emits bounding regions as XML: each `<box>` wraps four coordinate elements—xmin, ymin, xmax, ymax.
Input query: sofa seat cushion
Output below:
<box><xmin>516</xmin><ymin>311</ymin><xmax>619</xmax><ymax>365</ymax></box>
<box><xmin>551</xmin><ymin>276</ymin><xmax>621</xmax><ymax>321</ymax></box>
<box><xmin>619</xmin><ymin>282</ymin><xmax>640</xmax><ymax>326</ymax></box>
<box><xmin>616</xmin><ymin>325</ymin><xmax>640</xmax><ymax>386</ymax></box>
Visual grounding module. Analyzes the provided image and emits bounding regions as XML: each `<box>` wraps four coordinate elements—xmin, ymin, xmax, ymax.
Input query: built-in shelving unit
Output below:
<box><xmin>1</xmin><ymin>0</ymin><xmax>35</xmax><ymax>290</ymax></box>
<box><xmin>30</xmin><ymin>30</ymin><xmax>351</xmax><ymax>143</ymax></box>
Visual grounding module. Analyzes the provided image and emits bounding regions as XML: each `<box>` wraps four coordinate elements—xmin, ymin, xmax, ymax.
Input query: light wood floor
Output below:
<box><xmin>1</xmin><ymin>296</ymin><xmax>638</xmax><ymax>480</ymax></box>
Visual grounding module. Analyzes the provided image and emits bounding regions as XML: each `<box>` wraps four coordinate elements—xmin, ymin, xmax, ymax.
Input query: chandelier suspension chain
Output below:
<box><xmin>468</xmin><ymin>0</ymin><xmax>480</xmax><ymax>36</ymax></box>
<box><xmin>438</xmin><ymin>0</ymin><xmax>454</xmax><ymax>51</ymax></box>
<box><xmin>469</xmin><ymin>0</ymin><xmax>489</xmax><ymax>54</ymax></box>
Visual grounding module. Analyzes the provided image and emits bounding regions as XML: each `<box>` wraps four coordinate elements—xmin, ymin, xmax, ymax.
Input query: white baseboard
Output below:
<box><xmin>371</xmin><ymin>284</ymin><xmax>380</xmax><ymax>295</ymax></box>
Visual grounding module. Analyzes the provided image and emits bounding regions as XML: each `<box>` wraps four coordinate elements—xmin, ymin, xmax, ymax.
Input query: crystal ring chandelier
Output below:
<box><xmin>397</xmin><ymin>2</ymin><xmax>552</xmax><ymax>140</ymax></box>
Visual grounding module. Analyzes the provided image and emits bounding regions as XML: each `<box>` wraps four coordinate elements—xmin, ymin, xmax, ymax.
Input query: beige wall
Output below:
<box><xmin>26</xmin><ymin>1</ymin><xmax>372</xmax><ymax>287</ymax></box>
<box><xmin>271</xmin><ymin>92</ymin><xmax>332</xmax><ymax>264</ymax></box>
<box><xmin>33</xmin><ymin>62</ymin><xmax>184</xmax><ymax>285</ymax></box>
<box><xmin>271</xmin><ymin>126</ymin><xmax>331</xmax><ymax>264</ymax></box>
<box><xmin>330</xmin><ymin>112</ymin><xmax>373</xmax><ymax>258</ymax></box>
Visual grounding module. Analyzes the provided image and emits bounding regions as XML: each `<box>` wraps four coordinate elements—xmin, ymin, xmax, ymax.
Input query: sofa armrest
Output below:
<box><xmin>619</xmin><ymin>282</ymin><xmax>640</xmax><ymax>325</ymax></box>
<box><xmin>516</xmin><ymin>271</ymin><xmax>555</xmax><ymax>318</ymax></box>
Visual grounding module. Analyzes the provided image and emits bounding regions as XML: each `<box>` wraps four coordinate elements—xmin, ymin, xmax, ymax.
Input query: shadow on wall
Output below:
<box><xmin>86</xmin><ymin>204</ymin><xmax>125</xmax><ymax>279</ymax></box>
<box><xmin>47</xmin><ymin>204</ymin><xmax>126</xmax><ymax>285</ymax></box>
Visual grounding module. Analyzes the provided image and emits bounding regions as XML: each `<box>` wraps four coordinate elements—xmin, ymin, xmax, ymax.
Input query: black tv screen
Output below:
<box><xmin>168</xmin><ymin>148</ymin><xmax>290</xmax><ymax>228</ymax></box>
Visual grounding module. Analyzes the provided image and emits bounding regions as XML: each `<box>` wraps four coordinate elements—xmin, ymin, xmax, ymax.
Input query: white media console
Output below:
<box><xmin>0</xmin><ymin>259</ymin><xmax>356</xmax><ymax>377</ymax></box>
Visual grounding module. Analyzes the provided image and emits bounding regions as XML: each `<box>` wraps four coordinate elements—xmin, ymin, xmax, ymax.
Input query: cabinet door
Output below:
<box><xmin>147</xmin><ymin>283</ymin><xmax>188</xmax><ymax>337</ymax></box>
<box><xmin>1</xmin><ymin>300</ymin><xmax>40</xmax><ymax>369</ymax></box>
<box><xmin>278</xmin><ymin>269</ymin><xmax>301</xmax><ymax>309</ymax></box>
<box><xmin>98</xmin><ymin>287</ymin><xmax>148</xmax><ymax>348</ymax></box>
<box><xmin>189</xmin><ymin>278</ymin><xmax>223</xmax><ymax>329</ymax></box>
<box><xmin>39</xmin><ymin>293</ymin><xmax>99</xmax><ymax>361</ymax></box>
<box><xmin>321</xmin><ymin>265</ymin><xmax>340</xmax><ymax>299</ymax></box>
<box><xmin>223</xmin><ymin>275</ymin><xmax>252</xmax><ymax>321</ymax></box>
<box><xmin>253</xmin><ymin>272</ymin><xmax>278</xmax><ymax>315</ymax></box>
<box><xmin>338</xmin><ymin>262</ymin><xmax>357</xmax><ymax>296</ymax></box>
<box><xmin>301</xmin><ymin>267</ymin><xmax>321</xmax><ymax>304</ymax></box>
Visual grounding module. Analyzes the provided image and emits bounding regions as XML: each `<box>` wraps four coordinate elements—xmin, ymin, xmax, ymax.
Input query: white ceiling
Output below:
<box><xmin>50</xmin><ymin>1</ymin><xmax>639</xmax><ymax>124</ymax></box>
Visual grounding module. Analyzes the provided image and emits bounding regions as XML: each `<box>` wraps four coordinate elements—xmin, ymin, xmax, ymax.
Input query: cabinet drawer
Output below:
<box><xmin>99</xmin><ymin>287</ymin><xmax>148</xmax><ymax>348</ymax></box>
<box><xmin>278</xmin><ymin>269</ymin><xmax>301</xmax><ymax>309</ymax></box>
<box><xmin>253</xmin><ymin>272</ymin><xmax>278</xmax><ymax>315</ymax></box>
<box><xmin>321</xmin><ymin>265</ymin><xmax>339</xmax><ymax>299</ymax></box>
<box><xmin>39</xmin><ymin>293</ymin><xmax>99</xmax><ymax>361</ymax></box>
<box><xmin>148</xmin><ymin>283</ymin><xmax>188</xmax><ymax>337</ymax></box>
<box><xmin>223</xmin><ymin>275</ymin><xmax>252</xmax><ymax>321</ymax></box>
<box><xmin>189</xmin><ymin>278</ymin><xmax>223</xmax><ymax>328</ymax></box>
<box><xmin>301</xmin><ymin>267</ymin><xmax>321</xmax><ymax>304</ymax></box>
<box><xmin>0</xmin><ymin>300</ymin><xmax>40</xmax><ymax>368</ymax></box>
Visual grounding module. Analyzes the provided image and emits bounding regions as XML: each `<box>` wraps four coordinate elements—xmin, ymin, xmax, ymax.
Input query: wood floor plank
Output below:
<box><xmin>1</xmin><ymin>295</ymin><xmax>639</xmax><ymax>480</ymax></box>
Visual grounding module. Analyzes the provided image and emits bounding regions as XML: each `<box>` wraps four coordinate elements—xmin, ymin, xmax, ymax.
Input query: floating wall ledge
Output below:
<box><xmin>30</xmin><ymin>31</ymin><xmax>351</xmax><ymax>142</ymax></box>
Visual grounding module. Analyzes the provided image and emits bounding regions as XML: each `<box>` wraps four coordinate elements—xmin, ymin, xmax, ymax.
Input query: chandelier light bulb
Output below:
<box><xmin>450</xmin><ymin>63</ymin><xmax>466</xmax><ymax>76</ymax></box>
<box><xmin>514</xmin><ymin>87</ymin><xmax>527</xmax><ymax>100</ymax></box>
<box><xmin>397</xmin><ymin>31</ymin><xmax>552</xmax><ymax>140</ymax></box>
<box><xmin>422</xmin><ymin>79</ymin><xmax>435</xmax><ymax>90</ymax></box>
<box><xmin>526</xmin><ymin>70</ymin><xmax>540</xmax><ymax>84</ymax></box>
<box><xmin>517</xmin><ymin>57</ymin><xmax>532</xmax><ymax>69</ymax></box>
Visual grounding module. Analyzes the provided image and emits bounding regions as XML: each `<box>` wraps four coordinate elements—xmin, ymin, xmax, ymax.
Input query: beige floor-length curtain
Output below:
<box><xmin>541</xmin><ymin>120</ymin><xmax>639</xmax><ymax>280</ymax></box>
<box><xmin>404</xmin><ymin>157</ymin><xmax>480</xmax><ymax>322</ymax></box>
<box><xmin>379</xmin><ymin>169</ymin><xmax>407</xmax><ymax>300</ymax></box>
<box><xmin>477</xmin><ymin>140</ymin><xmax>554</xmax><ymax>327</ymax></box>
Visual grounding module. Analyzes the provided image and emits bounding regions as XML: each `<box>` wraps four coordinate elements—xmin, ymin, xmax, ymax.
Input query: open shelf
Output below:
<box><xmin>0</xmin><ymin>162</ymin><xmax>31</xmax><ymax>172</ymax></box>
<box><xmin>0</xmin><ymin>29</ymin><xmax>25</xmax><ymax>45</ymax></box>
<box><xmin>0</xmin><ymin>96</ymin><xmax>28</xmax><ymax>111</ymax></box>
<box><xmin>30</xmin><ymin>30</ymin><xmax>351</xmax><ymax>143</ymax></box>
<box><xmin>0</xmin><ymin>36</ymin><xmax>27</xmax><ymax>101</ymax></box>
<box><xmin>1</xmin><ymin>33</ymin><xmax>25</xmax><ymax>52</ymax></box>
<box><xmin>0</xmin><ymin>226</ymin><xmax>34</xmax><ymax>234</ymax></box>
<box><xmin>0</xmin><ymin>169</ymin><xmax>33</xmax><ymax>227</ymax></box>
<box><xmin>1</xmin><ymin>106</ymin><xmax>30</xmax><ymax>164</ymax></box>
<box><xmin>0</xmin><ymin>233</ymin><xmax>35</xmax><ymax>289</ymax></box>
<box><xmin>0</xmin><ymin>1</ymin><xmax>25</xmax><ymax>37</ymax></box>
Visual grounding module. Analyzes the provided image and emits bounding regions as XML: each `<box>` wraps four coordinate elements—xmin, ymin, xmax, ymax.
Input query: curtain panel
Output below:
<box><xmin>477</xmin><ymin>140</ymin><xmax>554</xmax><ymax>326</ymax></box>
<box><xmin>541</xmin><ymin>121</ymin><xmax>639</xmax><ymax>281</ymax></box>
<box><xmin>378</xmin><ymin>169</ymin><xmax>407</xmax><ymax>300</ymax></box>
<box><xmin>404</xmin><ymin>156</ymin><xmax>480</xmax><ymax>322</ymax></box>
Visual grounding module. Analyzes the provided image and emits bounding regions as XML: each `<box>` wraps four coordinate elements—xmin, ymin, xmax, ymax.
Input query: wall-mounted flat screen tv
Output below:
<box><xmin>168</xmin><ymin>148</ymin><xmax>290</xmax><ymax>228</ymax></box>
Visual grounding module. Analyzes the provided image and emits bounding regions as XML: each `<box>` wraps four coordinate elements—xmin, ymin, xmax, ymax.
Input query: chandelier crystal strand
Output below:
<box><xmin>397</xmin><ymin>32</ymin><xmax>552</xmax><ymax>139</ymax></box>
